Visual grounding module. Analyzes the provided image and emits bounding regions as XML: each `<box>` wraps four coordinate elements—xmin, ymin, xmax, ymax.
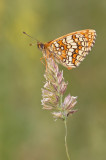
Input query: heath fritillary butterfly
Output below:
<box><xmin>24</xmin><ymin>29</ymin><xmax>96</xmax><ymax>70</ymax></box>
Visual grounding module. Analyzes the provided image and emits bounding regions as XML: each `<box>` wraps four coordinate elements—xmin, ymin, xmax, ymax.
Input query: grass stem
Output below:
<box><xmin>64</xmin><ymin>120</ymin><xmax>71</xmax><ymax>160</ymax></box>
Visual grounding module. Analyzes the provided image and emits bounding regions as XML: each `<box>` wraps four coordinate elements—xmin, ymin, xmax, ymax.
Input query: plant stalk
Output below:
<box><xmin>64</xmin><ymin>119</ymin><xmax>71</xmax><ymax>160</ymax></box>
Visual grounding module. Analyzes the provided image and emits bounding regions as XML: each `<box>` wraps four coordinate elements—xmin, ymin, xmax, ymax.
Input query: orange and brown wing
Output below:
<box><xmin>45</xmin><ymin>29</ymin><xmax>96</xmax><ymax>69</ymax></box>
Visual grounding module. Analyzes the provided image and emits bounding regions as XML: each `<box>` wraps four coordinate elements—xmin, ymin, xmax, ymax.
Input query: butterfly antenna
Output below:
<box><xmin>23</xmin><ymin>31</ymin><xmax>39</xmax><ymax>43</ymax></box>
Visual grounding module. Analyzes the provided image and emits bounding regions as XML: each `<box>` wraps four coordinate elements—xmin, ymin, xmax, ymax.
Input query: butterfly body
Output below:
<box><xmin>37</xmin><ymin>29</ymin><xmax>96</xmax><ymax>69</ymax></box>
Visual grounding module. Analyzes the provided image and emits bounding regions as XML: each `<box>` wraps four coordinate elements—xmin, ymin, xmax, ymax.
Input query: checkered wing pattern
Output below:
<box><xmin>45</xmin><ymin>29</ymin><xmax>96</xmax><ymax>69</ymax></box>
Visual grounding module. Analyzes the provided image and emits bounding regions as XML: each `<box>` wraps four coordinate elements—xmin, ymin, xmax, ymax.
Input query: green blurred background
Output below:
<box><xmin>0</xmin><ymin>0</ymin><xmax>106</xmax><ymax>160</ymax></box>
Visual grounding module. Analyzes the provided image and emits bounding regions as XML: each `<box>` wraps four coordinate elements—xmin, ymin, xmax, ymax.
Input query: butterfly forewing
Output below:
<box><xmin>45</xmin><ymin>29</ymin><xmax>96</xmax><ymax>69</ymax></box>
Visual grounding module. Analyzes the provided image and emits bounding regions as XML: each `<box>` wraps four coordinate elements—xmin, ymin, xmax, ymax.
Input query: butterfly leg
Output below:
<box><xmin>67</xmin><ymin>67</ymin><xmax>72</xmax><ymax>70</ymax></box>
<box><xmin>45</xmin><ymin>57</ymin><xmax>48</xmax><ymax>72</ymax></box>
<box><xmin>40</xmin><ymin>57</ymin><xmax>48</xmax><ymax>71</ymax></box>
<box><xmin>40</xmin><ymin>57</ymin><xmax>46</xmax><ymax>66</ymax></box>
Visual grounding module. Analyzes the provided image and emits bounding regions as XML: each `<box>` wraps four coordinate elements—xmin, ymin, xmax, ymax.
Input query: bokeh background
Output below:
<box><xmin>0</xmin><ymin>0</ymin><xmax>106</xmax><ymax>160</ymax></box>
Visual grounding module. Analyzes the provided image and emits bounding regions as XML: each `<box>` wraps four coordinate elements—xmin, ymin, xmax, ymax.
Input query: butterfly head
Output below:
<box><xmin>37</xmin><ymin>42</ymin><xmax>45</xmax><ymax>50</ymax></box>
<box><xmin>23</xmin><ymin>32</ymin><xmax>45</xmax><ymax>50</ymax></box>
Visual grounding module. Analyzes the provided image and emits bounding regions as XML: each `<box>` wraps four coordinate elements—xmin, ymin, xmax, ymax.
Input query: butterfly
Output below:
<box><xmin>24</xmin><ymin>29</ymin><xmax>96</xmax><ymax>70</ymax></box>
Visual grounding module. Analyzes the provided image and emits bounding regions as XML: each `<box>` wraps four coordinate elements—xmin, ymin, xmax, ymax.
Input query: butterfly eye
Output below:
<box><xmin>37</xmin><ymin>43</ymin><xmax>44</xmax><ymax>50</ymax></box>
<box><xmin>40</xmin><ymin>43</ymin><xmax>44</xmax><ymax>49</ymax></box>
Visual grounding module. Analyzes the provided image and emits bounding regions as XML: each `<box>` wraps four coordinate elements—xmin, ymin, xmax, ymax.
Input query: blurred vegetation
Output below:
<box><xmin>0</xmin><ymin>0</ymin><xmax>106</xmax><ymax>160</ymax></box>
